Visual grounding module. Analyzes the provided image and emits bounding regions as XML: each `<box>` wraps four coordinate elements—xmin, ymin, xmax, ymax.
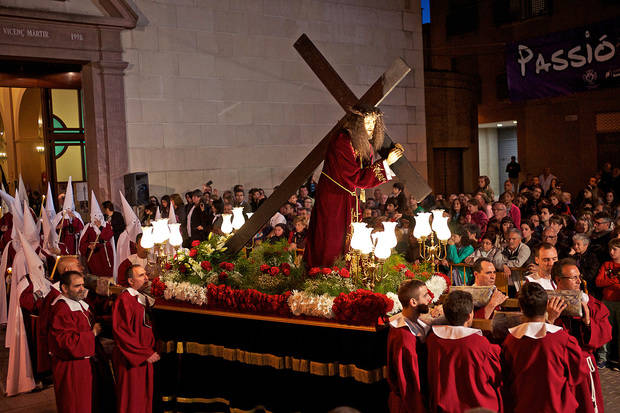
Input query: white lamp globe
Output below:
<box><xmin>373</xmin><ymin>232</ymin><xmax>392</xmax><ymax>260</ymax></box>
<box><xmin>140</xmin><ymin>226</ymin><xmax>155</xmax><ymax>249</ymax></box>
<box><xmin>221</xmin><ymin>214</ymin><xmax>233</xmax><ymax>234</ymax></box>
<box><xmin>152</xmin><ymin>218</ymin><xmax>170</xmax><ymax>244</ymax></box>
<box><xmin>232</xmin><ymin>207</ymin><xmax>245</xmax><ymax>230</ymax></box>
<box><xmin>413</xmin><ymin>212</ymin><xmax>432</xmax><ymax>239</ymax></box>
<box><xmin>381</xmin><ymin>221</ymin><xmax>398</xmax><ymax>248</ymax></box>
<box><xmin>168</xmin><ymin>223</ymin><xmax>183</xmax><ymax>247</ymax></box>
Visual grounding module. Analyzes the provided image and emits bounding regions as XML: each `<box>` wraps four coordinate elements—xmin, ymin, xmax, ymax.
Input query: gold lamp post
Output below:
<box><xmin>414</xmin><ymin>210</ymin><xmax>452</xmax><ymax>274</ymax></box>
<box><xmin>347</xmin><ymin>221</ymin><xmax>397</xmax><ymax>290</ymax></box>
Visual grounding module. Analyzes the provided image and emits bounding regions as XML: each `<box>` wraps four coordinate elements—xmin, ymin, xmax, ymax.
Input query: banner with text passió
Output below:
<box><xmin>506</xmin><ymin>18</ymin><xmax>620</xmax><ymax>101</ymax></box>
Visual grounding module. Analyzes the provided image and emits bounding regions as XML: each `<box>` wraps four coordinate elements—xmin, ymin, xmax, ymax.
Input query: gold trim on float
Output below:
<box><xmin>162</xmin><ymin>396</ymin><xmax>272</xmax><ymax>412</ymax></box>
<box><xmin>154</xmin><ymin>303</ymin><xmax>378</xmax><ymax>332</ymax></box>
<box><xmin>161</xmin><ymin>340</ymin><xmax>387</xmax><ymax>384</ymax></box>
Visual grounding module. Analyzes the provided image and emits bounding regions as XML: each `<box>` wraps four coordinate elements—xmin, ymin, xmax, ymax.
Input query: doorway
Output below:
<box><xmin>478</xmin><ymin>121</ymin><xmax>518</xmax><ymax>197</ymax></box>
<box><xmin>0</xmin><ymin>61</ymin><xmax>86</xmax><ymax>209</ymax></box>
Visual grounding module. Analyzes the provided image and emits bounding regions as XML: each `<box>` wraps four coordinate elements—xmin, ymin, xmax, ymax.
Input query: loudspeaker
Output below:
<box><xmin>123</xmin><ymin>172</ymin><xmax>149</xmax><ymax>205</ymax></box>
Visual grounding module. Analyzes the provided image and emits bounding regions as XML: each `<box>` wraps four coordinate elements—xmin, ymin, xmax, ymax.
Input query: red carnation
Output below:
<box><xmin>218</xmin><ymin>271</ymin><xmax>228</xmax><ymax>281</ymax></box>
<box><xmin>280</xmin><ymin>262</ymin><xmax>291</xmax><ymax>271</ymax></box>
<box><xmin>191</xmin><ymin>240</ymin><xmax>201</xmax><ymax>247</ymax></box>
<box><xmin>332</xmin><ymin>266</ymin><xmax>339</xmax><ymax>272</ymax></box>
<box><xmin>225</xmin><ymin>262</ymin><xmax>235</xmax><ymax>271</ymax></box>
<box><xmin>404</xmin><ymin>270</ymin><xmax>414</xmax><ymax>278</ymax></box>
<box><xmin>282</xmin><ymin>268</ymin><xmax>290</xmax><ymax>276</ymax></box>
<box><xmin>270</xmin><ymin>266</ymin><xmax>280</xmax><ymax>276</ymax></box>
<box><xmin>200</xmin><ymin>261</ymin><xmax>212</xmax><ymax>271</ymax></box>
<box><xmin>179</xmin><ymin>265</ymin><xmax>187</xmax><ymax>273</ymax></box>
<box><xmin>427</xmin><ymin>290</ymin><xmax>435</xmax><ymax>300</ymax></box>
<box><xmin>260</xmin><ymin>264</ymin><xmax>270</xmax><ymax>273</ymax></box>
<box><xmin>339</xmin><ymin>268</ymin><xmax>350</xmax><ymax>278</ymax></box>
<box><xmin>164</xmin><ymin>262</ymin><xmax>172</xmax><ymax>270</ymax></box>
<box><xmin>308</xmin><ymin>267</ymin><xmax>321</xmax><ymax>277</ymax></box>
<box><xmin>397</xmin><ymin>264</ymin><xmax>407</xmax><ymax>270</ymax></box>
<box><xmin>321</xmin><ymin>267</ymin><xmax>332</xmax><ymax>275</ymax></box>
<box><xmin>189</xmin><ymin>249</ymin><xmax>197</xmax><ymax>257</ymax></box>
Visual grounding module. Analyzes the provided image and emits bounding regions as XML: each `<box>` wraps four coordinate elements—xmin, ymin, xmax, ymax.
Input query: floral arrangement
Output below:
<box><xmin>332</xmin><ymin>290</ymin><xmax>394</xmax><ymax>325</ymax></box>
<box><xmin>154</xmin><ymin>235</ymin><xmax>451</xmax><ymax>325</ymax></box>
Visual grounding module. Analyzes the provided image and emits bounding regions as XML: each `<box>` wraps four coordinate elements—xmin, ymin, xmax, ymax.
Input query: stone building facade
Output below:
<box><xmin>0</xmin><ymin>0</ymin><xmax>427</xmax><ymax>204</ymax></box>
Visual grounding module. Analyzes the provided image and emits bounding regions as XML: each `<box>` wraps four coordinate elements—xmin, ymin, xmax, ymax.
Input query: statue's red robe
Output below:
<box><xmin>304</xmin><ymin>130</ymin><xmax>392</xmax><ymax>268</ymax></box>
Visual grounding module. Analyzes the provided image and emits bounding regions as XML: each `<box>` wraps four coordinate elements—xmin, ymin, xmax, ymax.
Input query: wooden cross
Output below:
<box><xmin>225</xmin><ymin>34</ymin><xmax>431</xmax><ymax>254</ymax></box>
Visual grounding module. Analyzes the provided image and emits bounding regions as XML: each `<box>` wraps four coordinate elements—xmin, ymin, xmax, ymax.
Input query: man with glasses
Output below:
<box><xmin>591</xmin><ymin>212</ymin><xmax>613</xmax><ymax>262</ymax></box>
<box><xmin>549</xmin><ymin>259</ymin><xmax>611</xmax><ymax>413</ymax></box>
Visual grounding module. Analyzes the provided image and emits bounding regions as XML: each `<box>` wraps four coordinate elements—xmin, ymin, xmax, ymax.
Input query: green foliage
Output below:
<box><xmin>303</xmin><ymin>274</ymin><xmax>356</xmax><ymax>296</ymax></box>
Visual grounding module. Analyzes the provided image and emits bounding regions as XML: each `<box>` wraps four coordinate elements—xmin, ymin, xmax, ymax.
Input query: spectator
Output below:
<box><xmin>477</xmin><ymin>176</ymin><xmax>494</xmax><ymax>202</ymax></box>
<box><xmin>389</xmin><ymin>182</ymin><xmax>407</xmax><ymax>213</ymax></box>
<box><xmin>449</xmin><ymin>198</ymin><xmax>464</xmax><ymax>224</ymax></box>
<box><xmin>233</xmin><ymin>188</ymin><xmax>252</xmax><ymax>214</ymax></box>
<box><xmin>493</xmin><ymin>228</ymin><xmax>531</xmax><ymax>286</ymax></box>
<box><xmin>267</xmin><ymin>223</ymin><xmax>289</xmax><ymax>244</ymax></box>
<box><xmin>506</xmin><ymin>156</ymin><xmax>521</xmax><ymax>189</ymax></box>
<box><xmin>445</xmin><ymin>226</ymin><xmax>475</xmax><ymax>285</ymax></box>
<box><xmin>539</xmin><ymin>206</ymin><xmax>552</xmax><ymax>230</ymax></box>
<box><xmin>289</xmin><ymin>216</ymin><xmax>308</xmax><ymax>251</ymax></box>
<box><xmin>575</xmin><ymin>214</ymin><xmax>594</xmax><ymax>237</ymax></box>
<box><xmin>591</xmin><ymin>212</ymin><xmax>614</xmax><ymax>262</ymax></box>
<box><xmin>160</xmin><ymin>195</ymin><xmax>170</xmax><ymax>218</ymax></box>
<box><xmin>467</xmin><ymin>233</ymin><xmax>498</xmax><ymax>264</ymax></box>
<box><xmin>140</xmin><ymin>204</ymin><xmax>155</xmax><ymax>226</ymax></box>
<box><xmin>520</xmin><ymin>220</ymin><xmax>540</xmax><ymax>251</ymax></box>
<box><xmin>102</xmin><ymin>200</ymin><xmax>126</xmax><ymax>244</ymax></box>
<box><xmin>186</xmin><ymin>189</ymin><xmax>211</xmax><ymax>245</ymax></box>
<box><xmin>538</xmin><ymin>167</ymin><xmax>557</xmax><ymax>194</ymax></box>
<box><xmin>570</xmin><ymin>233</ymin><xmax>601</xmax><ymax>299</ymax></box>
<box><xmin>595</xmin><ymin>238</ymin><xmax>620</xmax><ymax>369</ymax></box>
<box><xmin>500</xmin><ymin>191</ymin><xmax>521</xmax><ymax>229</ymax></box>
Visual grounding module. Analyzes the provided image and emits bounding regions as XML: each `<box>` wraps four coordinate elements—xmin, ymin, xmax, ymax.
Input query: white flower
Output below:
<box><xmin>425</xmin><ymin>276</ymin><xmax>448</xmax><ymax>303</ymax></box>
<box><xmin>386</xmin><ymin>292</ymin><xmax>402</xmax><ymax>316</ymax></box>
<box><xmin>160</xmin><ymin>280</ymin><xmax>208</xmax><ymax>306</ymax></box>
<box><xmin>287</xmin><ymin>290</ymin><xmax>335</xmax><ymax>319</ymax></box>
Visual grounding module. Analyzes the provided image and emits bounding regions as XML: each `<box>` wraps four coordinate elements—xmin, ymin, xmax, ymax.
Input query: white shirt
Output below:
<box><xmin>525</xmin><ymin>275</ymin><xmax>556</xmax><ymax>291</ymax></box>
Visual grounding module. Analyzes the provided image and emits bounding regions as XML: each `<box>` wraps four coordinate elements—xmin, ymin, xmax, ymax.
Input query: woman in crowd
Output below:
<box><xmin>477</xmin><ymin>176</ymin><xmax>494</xmax><ymax>203</ymax></box>
<box><xmin>267</xmin><ymin>223</ymin><xmax>289</xmax><ymax>244</ymax></box>
<box><xmin>466</xmin><ymin>198</ymin><xmax>488</xmax><ymax>235</ymax></box>
<box><xmin>160</xmin><ymin>195</ymin><xmax>170</xmax><ymax>218</ymax></box>
<box><xmin>520</xmin><ymin>220</ymin><xmax>540</xmax><ymax>251</ymax></box>
<box><xmin>449</xmin><ymin>198</ymin><xmax>463</xmax><ymax>224</ymax></box>
<box><xmin>445</xmin><ymin>226</ymin><xmax>475</xmax><ymax>285</ymax></box>
<box><xmin>466</xmin><ymin>233</ymin><xmax>498</xmax><ymax>264</ymax></box>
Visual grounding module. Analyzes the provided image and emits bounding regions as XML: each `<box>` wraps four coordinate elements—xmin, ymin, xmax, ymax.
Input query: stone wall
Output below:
<box><xmin>122</xmin><ymin>0</ymin><xmax>427</xmax><ymax>197</ymax></box>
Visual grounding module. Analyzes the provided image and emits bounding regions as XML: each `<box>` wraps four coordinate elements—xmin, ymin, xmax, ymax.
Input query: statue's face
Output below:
<box><xmin>364</xmin><ymin>116</ymin><xmax>375</xmax><ymax>138</ymax></box>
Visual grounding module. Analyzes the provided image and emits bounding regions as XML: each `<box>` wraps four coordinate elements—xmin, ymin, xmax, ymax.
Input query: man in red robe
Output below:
<box><xmin>37</xmin><ymin>256</ymin><xmax>83</xmax><ymax>374</ymax></box>
<box><xmin>79</xmin><ymin>223</ymin><xmax>115</xmax><ymax>277</ymax></box>
<box><xmin>56</xmin><ymin>211</ymin><xmax>84</xmax><ymax>255</ymax></box>
<box><xmin>113</xmin><ymin>264</ymin><xmax>159</xmax><ymax>413</ymax></box>
<box><xmin>548</xmin><ymin>258</ymin><xmax>612</xmax><ymax>413</ymax></box>
<box><xmin>427</xmin><ymin>290</ymin><xmax>502</xmax><ymax>412</ymax></box>
<box><xmin>501</xmin><ymin>282</ymin><xmax>588</xmax><ymax>413</ymax></box>
<box><xmin>472</xmin><ymin>257</ymin><xmax>507</xmax><ymax>319</ymax></box>
<box><xmin>49</xmin><ymin>270</ymin><xmax>102</xmax><ymax>413</ymax></box>
<box><xmin>304</xmin><ymin>105</ymin><xmax>403</xmax><ymax>267</ymax></box>
<box><xmin>117</xmin><ymin>233</ymin><xmax>149</xmax><ymax>287</ymax></box>
<box><xmin>387</xmin><ymin>279</ymin><xmax>432</xmax><ymax>413</ymax></box>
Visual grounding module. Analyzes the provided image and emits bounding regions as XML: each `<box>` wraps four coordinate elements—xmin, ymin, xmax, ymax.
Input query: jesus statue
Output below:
<box><xmin>304</xmin><ymin>105</ymin><xmax>404</xmax><ymax>268</ymax></box>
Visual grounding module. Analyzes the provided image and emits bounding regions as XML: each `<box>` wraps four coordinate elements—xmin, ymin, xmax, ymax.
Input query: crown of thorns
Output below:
<box><xmin>348</xmin><ymin>105</ymin><xmax>383</xmax><ymax>119</ymax></box>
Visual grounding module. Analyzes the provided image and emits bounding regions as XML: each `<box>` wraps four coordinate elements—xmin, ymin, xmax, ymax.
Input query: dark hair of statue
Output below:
<box><xmin>343</xmin><ymin>104</ymin><xmax>385</xmax><ymax>163</ymax></box>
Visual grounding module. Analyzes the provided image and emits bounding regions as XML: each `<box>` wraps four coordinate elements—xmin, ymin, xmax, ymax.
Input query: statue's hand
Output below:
<box><xmin>386</xmin><ymin>144</ymin><xmax>404</xmax><ymax>165</ymax></box>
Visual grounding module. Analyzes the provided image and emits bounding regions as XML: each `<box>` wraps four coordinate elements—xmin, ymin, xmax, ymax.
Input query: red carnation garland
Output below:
<box><xmin>332</xmin><ymin>290</ymin><xmax>394</xmax><ymax>325</ymax></box>
<box><xmin>206</xmin><ymin>284</ymin><xmax>292</xmax><ymax>316</ymax></box>
<box><xmin>150</xmin><ymin>277</ymin><xmax>166</xmax><ymax>298</ymax></box>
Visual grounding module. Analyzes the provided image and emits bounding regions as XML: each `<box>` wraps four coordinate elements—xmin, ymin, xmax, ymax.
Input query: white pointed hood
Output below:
<box><xmin>114</xmin><ymin>191</ymin><xmax>142</xmax><ymax>282</ymax></box>
<box><xmin>16</xmin><ymin>229</ymin><xmax>49</xmax><ymax>297</ymax></box>
<box><xmin>10</xmin><ymin>197</ymin><xmax>24</xmax><ymax>247</ymax></box>
<box><xmin>168</xmin><ymin>202</ymin><xmax>177</xmax><ymax>224</ymax></box>
<box><xmin>52</xmin><ymin>177</ymin><xmax>82</xmax><ymax>226</ymax></box>
<box><xmin>17</xmin><ymin>175</ymin><xmax>27</xmax><ymax>206</ymax></box>
<box><xmin>155</xmin><ymin>207</ymin><xmax>161</xmax><ymax>220</ymax></box>
<box><xmin>40</xmin><ymin>201</ymin><xmax>59</xmax><ymax>255</ymax></box>
<box><xmin>45</xmin><ymin>183</ymin><xmax>56</xmax><ymax>220</ymax></box>
<box><xmin>90</xmin><ymin>191</ymin><xmax>105</xmax><ymax>224</ymax></box>
<box><xmin>119</xmin><ymin>191</ymin><xmax>142</xmax><ymax>241</ymax></box>
<box><xmin>63</xmin><ymin>176</ymin><xmax>75</xmax><ymax>212</ymax></box>
<box><xmin>0</xmin><ymin>189</ymin><xmax>15</xmax><ymax>215</ymax></box>
<box><xmin>22</xmin><ymin>200</ymin><xmax>39</xmax><ymax>248</ymax></box>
